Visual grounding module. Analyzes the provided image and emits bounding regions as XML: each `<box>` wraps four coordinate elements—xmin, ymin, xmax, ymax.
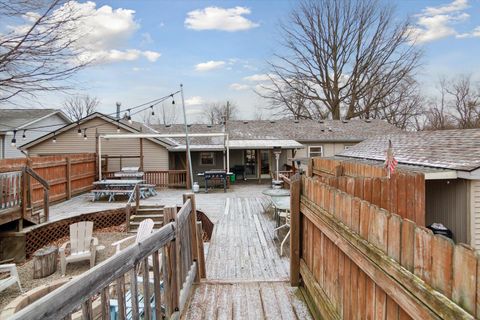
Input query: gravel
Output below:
<box><xmin>0</xmin><ymin>225</ymin><xmax>135</xmax><ymax>312</ymax></box>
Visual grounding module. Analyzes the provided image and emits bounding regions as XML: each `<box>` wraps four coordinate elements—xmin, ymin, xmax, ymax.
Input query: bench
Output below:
<box><xmin>139</xmin><ymin>184</ymin><xmax>157</xmax><ymax>198</ymax></box>
<box><xmin>91</xmin><ymin>190</ymin><xmax>134</xmax><ymax>202</ymax></box>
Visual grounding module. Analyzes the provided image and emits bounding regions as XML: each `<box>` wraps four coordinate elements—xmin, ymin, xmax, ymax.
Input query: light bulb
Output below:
<box><xmin>11</xmin><ymin>138</ymin><xmax>16</xmax><ymax>147</ymax></box>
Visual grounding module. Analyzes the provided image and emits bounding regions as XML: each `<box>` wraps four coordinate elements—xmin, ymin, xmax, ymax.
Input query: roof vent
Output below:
<box><xmin>321</xmin><ymin>129</ymin><xmax>325</xmax><ymax>132</ymax></box>
<box><xmin>270</xmin><ymin>120</ymin><xmax>275</xmax><ymax>123</ymax></box>
<box><xmin>187</xmin><ymin>124</ymin><xmax>192</xmax><ymax>127</ymax></box>
<box><xmin>207</xmin><ymin>124</ymin><xmax>212</xmax><ymax>128</ymax></box>
<box><xmin>365</xmin><ymin>119</ymin><xmax>371</xmax><ymax>123</ymax></box>
<box><xmin>294</xmin><ymin>119</ymin><xmax>299</xmax><ymax>123</ymax></box>
<box><xmin>342</xmin><ymin>119</ymin><xmax>349</xmax><ymax>123</ymax></box>
<box><xmin>318</xmin><ymin>120</ymin><xmax>324</xmax><ymax>124</ymax></box>
<box><xmin>165</xmin><ymin>124</ymin><xmax>171</xmax><ymax>128</ymax></box>
<box><xmin>243</xmin><ymin>121</ymin><xmax>248</xmax><ymax>124</ymax></box>
<box><xmin>328</xmin><ymin>128</ymin><xmax>332</xmax><ymax>132</ymax></box>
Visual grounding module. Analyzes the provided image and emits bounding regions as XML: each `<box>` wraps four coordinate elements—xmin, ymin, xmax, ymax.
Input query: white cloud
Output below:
<box><xmin>409</xmin><ymin>0</ymin><xmax>471</xmax><ymax>44</ymax></box>
<box><xmin>243</xmin><ymin>73</ymin><xmax>272</xmax><ymax>82</ymax></box>
<box><xmin>185</xmin><ymin>96</ymin><xmax>205</xmax><ymax>106</ymax></box>
<box><xmin>17</xmin><ymin>1</ymin><xmax>161</xmax><ymax>64</ymax></box>
<box><xmin>185</xmin><ymin>6</ymin><xmax>259</xmax><ymax>31</ymax></box>
<box><xmin>195</xmin><ymin>60</ymin><xmax>226</xmax><ymax>72</ymax></box>
<box><xmin>229</xmin><ymin>83</ymin><xmax>250</xmax><ymax>91</ymax></box>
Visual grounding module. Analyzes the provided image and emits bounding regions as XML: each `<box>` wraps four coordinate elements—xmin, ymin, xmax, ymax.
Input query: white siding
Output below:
<box><xmin>26</xmin><ymin>117</ymin><xmax>169</xmax><ymax>170</ymax></box>
<box><xmin>295</xmin><ymin>142</ymin><xmax>358</xmax><ymax>159</ymax></box>
<box><xmin>470</xmin><ymin>180</ymin><xmax>480</xmax><ymax>249</ymax></box>
<box><xmin>5</xmin><ymin>113</ymin><xmax>68</xmax><ymax>159</ymax></box>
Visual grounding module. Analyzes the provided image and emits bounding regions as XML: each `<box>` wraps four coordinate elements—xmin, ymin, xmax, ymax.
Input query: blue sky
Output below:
<box><xmin>12</xmin><ymin>0</ymin><xmax>480</xmax><ymax>122</ymax></box>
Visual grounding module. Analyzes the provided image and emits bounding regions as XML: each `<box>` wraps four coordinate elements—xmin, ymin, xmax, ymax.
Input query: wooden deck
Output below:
<box><xmin>183</xmin><ymin>197</ymin><xmax>312</xmax><ymax>319</ymax></box>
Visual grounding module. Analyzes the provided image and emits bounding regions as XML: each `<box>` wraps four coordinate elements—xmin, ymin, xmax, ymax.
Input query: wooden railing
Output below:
<box><xmin>105</xmin><ymin>170</ymin><xmax>188</xmax><ymax>188</ymax></box>
<box><xmin>290</xmin><ymin>159</ymin><xmax>479</xmax><ymax>319</ymax></box>
<box><xmin>9</xmin><ymin>193</ymin><xmax>205</xmax><ymax>320</ymax></box>
<box><xmin>0</xmin><ymin>171</ymin><xmax>22</xmax><ymax>210</ymax></box>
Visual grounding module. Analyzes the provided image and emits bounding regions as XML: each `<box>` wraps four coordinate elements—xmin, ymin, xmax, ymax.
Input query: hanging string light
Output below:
<box><xmin>116</xmin><ymin>120</ymin><xmax>121</xmax><ymax>133</ymax></box>
<box><xmin>127</xmin><ymin>109</ymin><xmax>132</xmax><ymax>124</ymax></box>
<box><xmin>22</xmin><ymin>130</ymin><xmax>27</xmax><ymax>140</ymax></box>
<box><xmin>171</xmin><ymin>94</ymin><xmax>175</xmax><ymax>105</ymax></box>
<box><xmin>11</xmin><ymin>130</ymin><xmax>17</xmax><ymax>147</ymax></box>
<box><xmin>52</xmin><ymin>132</ymin><xmax>57</xmax><ymax>143</ymax></box>
<box><xmin>83</xmin><ymin>128</ymin><xmax>88</xmax><ymax>140</ymax></box>
<box><xmin>150</xmin><ymin>105</ymin><xmax>155</xmax><ymax>116</ymax></box>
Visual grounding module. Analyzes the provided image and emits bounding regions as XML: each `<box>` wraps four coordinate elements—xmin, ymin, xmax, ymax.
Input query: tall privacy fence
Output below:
<box><xmin>290</xmin><ymin>158</ymin><xmax>479</xmax><ymax>319</ymax></box>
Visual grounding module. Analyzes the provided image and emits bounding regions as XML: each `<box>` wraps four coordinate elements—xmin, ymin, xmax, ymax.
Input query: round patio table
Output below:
<box><xmin>261</xmin><ymin>188</ymin><xmax>290</xmax><ymax>197</ymax></box>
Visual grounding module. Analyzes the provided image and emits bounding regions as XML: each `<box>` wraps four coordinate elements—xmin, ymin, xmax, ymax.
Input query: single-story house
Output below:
<box><xmin>151</xmin><ymin>119</ymin><xmax>401</xmax><ymax>182</ymax></box>
<box><xmin>0</xmin><ymin>109</ymin><xmax>70</xmax><ymax>159</ymax></box>
<box><xmin>20</xmin><ymin>112</ymin><xmax>174</xmax><ymax>172</ymax></box>
<box><xmin>337</xmin><ymin>129</ymin><xmax>480</xmax><ymax>248</ymax></box>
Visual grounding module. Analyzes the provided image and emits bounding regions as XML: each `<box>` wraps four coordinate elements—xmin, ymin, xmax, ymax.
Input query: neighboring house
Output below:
<box><xmin>337</xmin><ymin>129</ymin><xmax>480</xmax><ymax>248</ymax></box>
<box><xmin>0</xmin><ymin>109</ymin><xmax>70</xmax><ymax>159</ymax></box>
<box><xmin>151</xmin><ymin>119</ymin><xmax>400</xmax><ymax>182</ymax></box>
<box><xmin>20</xmin><ymin>112</ymin><xmax>174</xmax><ymax>172</ymax></box>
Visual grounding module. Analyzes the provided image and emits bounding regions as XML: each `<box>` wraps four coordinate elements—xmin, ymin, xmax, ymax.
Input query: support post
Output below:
<box><xmin>183</xmin><ymin>193</ymin><xmax>200</xmax><ymax>282</ymax></box>
<box><xmin>96</xmin><ymin>129</ymin><xmax>101</xmax><ymax>180</ymax></box>
<box><xmin>66</xmin><ymin>157</ymin><xmax>72</xmax><ymax>200</ymax></box>
<box><xmin>140</xmin><ymin>138</ymin><xmax>144</xmax><ymax>171</ymax></box>
<box><xmin>125</xmin><ymin>204</ymin><xmax>131</xmax><ymax>233</ymax></box>
<box><xmin>43</xmin><ymin>189</ymin><xmax>49</xmax><ymax>222</ymax></box>
<box><xmin>290</xmin><ymin>173</ymin><xmax>301</xmax><ymax>286</ymax></box>
<box><xmin>164</xmin><ymin>206</ymin><xmax>179</xmax><ymax>317</ymax></box>
<box><xmin>196</xmin><ymin>221</ymin><xmax>206</xmax><ymax>278</ymax></box>
<box><xmin>20</xmin><ymin>167</ymin><xmax>27</xmax><ymax>231</ymax></box>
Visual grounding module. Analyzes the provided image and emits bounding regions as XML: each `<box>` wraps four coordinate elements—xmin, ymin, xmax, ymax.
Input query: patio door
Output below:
<box><xmin>244</xmin><ymin>149</ymin><xmax>257</xmax><ymax>179</ymax></box>
<box><xmin>260</xmin><ymin>150</ymin><xmax>270</xmax><ymax>177</ymax></box>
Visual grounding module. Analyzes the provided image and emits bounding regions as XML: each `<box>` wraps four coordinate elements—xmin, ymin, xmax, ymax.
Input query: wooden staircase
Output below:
<box><xmin>23</xmin><ymin>207</ymin><xmax>47</xmax><ymax>225</ymax></box>
<box><xmin>128</xmin><ymin>205</ymin><xmax>164</xmax><ymax>233</ymax></box>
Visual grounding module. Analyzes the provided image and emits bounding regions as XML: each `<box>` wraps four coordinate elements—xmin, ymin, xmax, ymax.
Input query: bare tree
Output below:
<box><xmin>259</xmin><ymin>0</ymin><xmax>422</xmax><ymax>120</ymax></box>
<box><xmin>63</xmin><ymin>95</ymin><xmax>99</xmax><ymax>121</ymax></box>
<box><xmin>141</xmin><ymin>103</ymin><xmax>178</xmax><ymax>125</ymax></box>
<box><xmin>0</xmin><ymin>0</ymin><xmax>89</xmax><ymax>104</ymax></box>
<box><xmin>203</xmin><ymin>101</ymin><xmax>238</xmax><ymax>124</ymax></box>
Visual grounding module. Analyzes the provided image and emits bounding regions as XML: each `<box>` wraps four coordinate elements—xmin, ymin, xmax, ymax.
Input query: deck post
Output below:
<box><xmin>164</xmin><ymin>206</ymin><xmax>179</xmax><ymax>316</ymax></box>
<box><xmin>183</xmin><ymin>193</ymin><xmax>200</xmax><ymax>282</ymax></box>
<box><xmin>66</xmin><ymin>157</ymin><xmax>72</xmax><ymax>200</ymax></box>
<box><xmin>290</xmin><ymin>173</ymin><xmax>301</xmax><ymax>286</ymax></box>
<box><xmin>196</xmin><ymin>221</ymin><xmax>206</xmax><ymax>278</ymax></box>
<box><xmin>139</xmin><ymin>138</ymin><xmax>144</xmax><ymax>171</ymax></box>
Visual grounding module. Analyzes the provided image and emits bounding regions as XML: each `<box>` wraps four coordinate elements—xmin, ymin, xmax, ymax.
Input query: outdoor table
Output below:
<box><xmin>262</xmin><ymin>188</ymin><xmax>290</xmax><ymax>227</ymax></box>
<box><xmin>261</xmin><ymin>188</ymin><xmax>290</xmax><ymax>197</ymax></box>
<box><xmin>114</xmin><ymin>171</ymin><xmax>145</xmax><ymax>179</ymax></box>
<box><xmin>92</xmin><ymin>179</ymin><xmax>144</xmax><ymax>202</ymax></box>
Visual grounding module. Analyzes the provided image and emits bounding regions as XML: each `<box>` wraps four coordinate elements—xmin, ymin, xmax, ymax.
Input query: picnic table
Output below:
<box><xmin>92</xmin><ymin>179</ymin><xmax>144</xmax><ymax>202</ymax></box>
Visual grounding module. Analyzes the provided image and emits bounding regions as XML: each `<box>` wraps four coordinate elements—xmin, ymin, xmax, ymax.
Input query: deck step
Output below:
<box><xmin>135</xmin><ymin>208</ymin><xmax>164</xmax><ymax>215</ymax></box>
<box><xmin>130</xmin><ymin>214</ymin><xmax>164</xmax><ymax>220</ymax></box>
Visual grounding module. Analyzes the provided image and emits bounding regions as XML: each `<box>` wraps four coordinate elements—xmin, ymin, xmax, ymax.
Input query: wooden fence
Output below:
<box><xmin>9</xmin><ymin>193</ymin><xmax>205</xmax><ymax>320</ymax></box>
<box><xmin>308</xmin><ymin>158</ymin><xmax>425</xmax><ymax>225</ymax></box>
<box><xmin>290</xmin><ymin>159</ymin><xmax>480</xmax><ymax>319</ymax></box>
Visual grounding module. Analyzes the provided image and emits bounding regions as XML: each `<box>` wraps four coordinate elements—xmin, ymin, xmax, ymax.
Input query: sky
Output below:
<box><xmin>5</xmin><ymin>0</ymin><xmax>480</xmax><ymax>123</ymax></box>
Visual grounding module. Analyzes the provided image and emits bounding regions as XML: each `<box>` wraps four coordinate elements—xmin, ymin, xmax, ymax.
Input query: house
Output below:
<box><xmin>20</xmin><ymin>112</ymin><xmax>174</xmax><ymax>172</ymax></box>
<box><xmin>151</xmin><ymin>119</ymin><xmax>401</xmax><ymax>182</ymax></box>
<box><xmin>0</xmin><ymin>109</ymin><xmax>70</xmax><ymax>159</ymax></box>
<box><xmin>337</xmin><ymin>129</ymin><xmax>480</xmax><ymax>248</ymax></box>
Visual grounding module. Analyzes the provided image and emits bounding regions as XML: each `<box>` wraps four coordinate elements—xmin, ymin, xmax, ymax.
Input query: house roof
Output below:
<box><xmin>20</xmin><ymin>112</ymin><xmax>175</xmax><ymax>149</ymax></box>
<box><xmin>0</xmin><ymin>109</ymin><xmax>70</xmax><ymax>132</ymax></box>
<box><xmin>150</xmin><ymin>119</ymin><xmax>400</xmax><ymax>147</ymax></box>
<box><xmin>338</xmin><ymin>129</ymin><xmax>480</xmax><ymax>172</ymax></box>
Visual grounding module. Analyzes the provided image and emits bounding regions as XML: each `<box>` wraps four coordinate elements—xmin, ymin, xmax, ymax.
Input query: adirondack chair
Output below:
<box><xmin>59</xmin><ymin>221</ymin><xmax>100</xmax><ymax>276</ymax></box>
<box><xmin>111</xmin><ymin>219</ymin><xmax>155</xmax><ymax>254</ymax></box>
<box><xmin>0</xmin><ymin>264</ymin><xmax>22</xmax><ymax>293</ymax></box>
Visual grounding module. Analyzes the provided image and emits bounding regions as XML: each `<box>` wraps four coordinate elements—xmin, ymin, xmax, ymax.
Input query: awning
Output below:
<box><xmin>228</xmin><ymin>139</ymin><xmax>304</xmax><ymax>149</ymax></box>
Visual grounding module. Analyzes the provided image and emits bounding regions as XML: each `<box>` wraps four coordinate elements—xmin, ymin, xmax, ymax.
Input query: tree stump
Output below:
<box><xmin>33</xmin><ymin>246</ymin><xmax>58</xmax><ymax>279</ymax></box>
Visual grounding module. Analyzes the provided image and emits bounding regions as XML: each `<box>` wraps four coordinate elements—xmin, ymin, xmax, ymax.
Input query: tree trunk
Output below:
<box><xmin>33</xmin><ymin>246</ymin><xmax>58</xmax><ymax>279</ymax></box>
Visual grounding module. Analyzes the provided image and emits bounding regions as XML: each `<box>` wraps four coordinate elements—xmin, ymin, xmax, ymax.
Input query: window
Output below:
<box><xmin>308</xmin><ymin>146</ymin><xmax>323</xmax><ymax>158</ymax></box>
<box><xmin>200</xmin><ymin>152</ymin><xmax>215</xmax><ymax>165</ymax></box>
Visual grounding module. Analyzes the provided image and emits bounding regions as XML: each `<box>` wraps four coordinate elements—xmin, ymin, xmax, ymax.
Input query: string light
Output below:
<box><xmin>83</xmin><ymin>128</ymin><xmax>87</xmax><ymax>140</ymax></box>
<box><xmin>77</xmin><ymin>127</ymin><xmax>82</xmax><ymax>136</ymax></box>
<box><xmin>116</xmin><ymin>120</ymin><xmax>121</xmax><ymax>133</ymax></box>
<box><xmin>22</xmin><ymin>130</ymin><xmax>26</xmax><ymax>140</ymax></box>
<box><xmin>11</xmin><ymin>130</ymin><xmax>17</xmax><ymax>147</ymax></box>
<box><xmin>52</xmin><ymin>132</ymin><xmax>57</xmax><ymax>143</ymax></box>
<box><xmin>127</xmin><ymin>109</ymin><xmax>132</xmax><ymax>124</ymax></box>
<box><xmin>150</xmin><ymin>105</ymin><xmax>155</xmax><ymax>116</ymax></box>
<box><xmin>171</xmin><ymin>94</ymin><xmax>175</xmax><ymax>105</ymax></box>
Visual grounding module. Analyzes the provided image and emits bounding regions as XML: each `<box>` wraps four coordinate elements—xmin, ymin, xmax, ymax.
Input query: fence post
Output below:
<box><xmin>43</xmin><ymin>188</ymin><xmax>49</xmax><ymax>222</ymax></box>
<box><xmin>66</xmin><ymin>157</ymin><xmax>71</xmax><ymax>200</ymax></box>
<box><xmin>196</xmin><ymin>221</ymin><xmax>206</xmax><ymax>279</ymax></box>
<box><xmin>183</xmin><ymin>193</ymin><xmax>200</xmax><ymax>282</ymax></box>
<box><xmin>290</xmin><ymin>173</ymin><xmax>301</xmax><ymax>286</ymax></box>
<box><xmin>164</xmin><ymin>206</ymin><xmax>179</xmax><ymax>316</ymax></box>
<box><xmin>20</xmin><ymin>167</ymin><xmax>27</xmax><ymax>231</ymax></box>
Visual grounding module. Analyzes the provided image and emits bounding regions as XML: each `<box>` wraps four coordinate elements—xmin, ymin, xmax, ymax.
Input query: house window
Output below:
<box><xmin>200</xmin><ymin>152</ymin><xmax>215</xmax><ymax>165</ymax></box>
<box><xmin>308</xmin><ymin>146</ymin><xmax>323</xmax><ymax>158</ymax></box>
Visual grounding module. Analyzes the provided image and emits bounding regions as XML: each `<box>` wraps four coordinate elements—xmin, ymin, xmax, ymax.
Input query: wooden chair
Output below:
<box><xmin>0</xmin><ymin>264</ymin><xmax>22</xmax><ymax>293</ymax></box>
<box><xmin>59</xmin><ymin>221</ymin><xmax>100</xmax><ymax>276</ymax></box>
<box><xmin>112</xmin><ymin>219</ymin><xmax>155</xmax><ymax>254</ymax></box>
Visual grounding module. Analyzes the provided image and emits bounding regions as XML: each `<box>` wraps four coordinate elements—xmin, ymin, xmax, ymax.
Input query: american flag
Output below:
<box><xmin>385</xmin><ymin>139</ymin><xmax>398</xmax><ymax>178</ymax></box>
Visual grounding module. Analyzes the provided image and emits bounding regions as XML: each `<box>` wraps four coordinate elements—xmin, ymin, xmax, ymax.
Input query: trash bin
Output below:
<box><xmin>427</xmin><ymin>223</ymin><xmax>453</xmax><ymax>239</ymax></box>
<box><xmin>230</xmin><ymin>174</ymin><xmax>236</xmax><ymax>183</ymax></box>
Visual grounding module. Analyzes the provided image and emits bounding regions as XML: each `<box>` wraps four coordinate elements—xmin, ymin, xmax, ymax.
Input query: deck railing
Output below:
<box><xmin>0</xmin><ymin>171</ymin><xmax>22</xmax><ymax>210</ymax></box>
<box><xmin>10</xmin><ymin>193</ymin><xmax>205</xmax><ymax>320</ymax></box>
<box><xmin>104</xmin><ymin>170</ymin><xmax>187</xmax><ymax>188</ymax></box>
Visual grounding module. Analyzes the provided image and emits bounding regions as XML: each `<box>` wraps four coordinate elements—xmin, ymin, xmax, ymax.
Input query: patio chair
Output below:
<box><xmin>273</xmin><ymin>210</ymin><xmax>291</xmax><ymax>256</ymax></box>
<box><xmin>0</xmin><ymin>263</ymin><xmax>22</xmax><ymax>293</ymax></box>
<box><xmin>112</xmin><ymin>219</ymin><xmax>155</xmax><ymax>254</ymax></box>
<box><xmin>59</xmin><ymin>221</ymin><xmax>101</xmax><ymax>276</ymax></box>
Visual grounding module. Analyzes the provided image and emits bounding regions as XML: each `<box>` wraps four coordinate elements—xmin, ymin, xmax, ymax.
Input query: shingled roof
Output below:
<box><xmin>0</xmin><ymin>109</ymin><xmax>68</xmax><ymax>132</ymax></box>
<box><xmin>150</xmin><ymin>119</ymin><xmax>400</xmax><ymax>146</ymax></box>
<box><xmin>338</xmin><ymin>129</ymin><xmax>480</xmax><ymax>172</ymax></box>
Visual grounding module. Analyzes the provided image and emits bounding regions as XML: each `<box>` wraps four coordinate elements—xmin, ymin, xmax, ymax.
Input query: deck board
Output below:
<box><xmin>184</xmin><ymin>197</ymin><xmax>312</xmax><ymax>319</ymax></box>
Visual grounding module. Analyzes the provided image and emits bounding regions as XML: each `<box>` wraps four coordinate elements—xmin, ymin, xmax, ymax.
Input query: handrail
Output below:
<box><xmin>10</xmin><ymin>222</ymin><xmax>176</xmax><ymax>320</ymax></box>
<box><xmin>24</xmin><ymin>166</ymin><xmax>49</xmax><ymax>190</ymax></box>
